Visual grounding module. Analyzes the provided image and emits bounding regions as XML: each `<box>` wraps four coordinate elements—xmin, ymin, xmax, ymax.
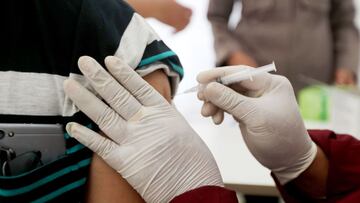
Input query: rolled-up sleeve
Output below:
<box><xmin>207</xmin><ymin>0</ymin><xmax>243</xmax><ymax>65</ymax></box>
<box><xmin>272</xmin><ymin>130</ymin><xmax>360</xmax><ymax>202</ymax></box>
<box><xmin>76</xmin><ymin>0</ymin><xmax>183</xmax><ymax>96</ymax></box>
<box><xmin>331</xmin><ymin>0</ymin><xmax>359</xmax><ymax>73</ymax></box>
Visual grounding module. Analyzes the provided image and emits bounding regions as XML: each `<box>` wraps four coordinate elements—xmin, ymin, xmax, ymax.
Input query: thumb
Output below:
<box><xmin>203</xmin><ymin>82</ymin><xmax>253</xmax><ymax>119</ymax></box>
<box><xmin>66</xmin><ymin>122</ymin><xmax>118</xmax><ymax>159</ymax></box>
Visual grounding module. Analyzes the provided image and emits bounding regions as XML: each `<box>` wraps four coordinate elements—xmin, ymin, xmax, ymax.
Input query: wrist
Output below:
<box><xmin>290</xmin><ymin>145</ymin><xmax>329</xmax><ymax>199</ymax></box>
<box><xmin>273</xmin><ymin>141</ymin><xmax>318</xmax><ymax>185</ymax></box>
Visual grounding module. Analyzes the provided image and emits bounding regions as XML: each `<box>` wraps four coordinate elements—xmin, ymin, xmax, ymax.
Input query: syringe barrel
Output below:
<box><xmin>219</xmin><ymin>62</ymin><xmax>276</xmax><ymax>86</ymax></box>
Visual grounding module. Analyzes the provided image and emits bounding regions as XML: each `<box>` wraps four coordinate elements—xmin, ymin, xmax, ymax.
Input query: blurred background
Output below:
<box><xmin>145</xmin><ymin>0</ymin><xmax>360</xmax><ymax>137</ymax></box>
<box><xmin>141</xmin><ymin>1</ymin><xmax>360</xmax><ymax>202</ymax></box>
<box><xmin>146</xmin><ymin>0</ymin><xmax>360</xmax><ymax>90</ymax></box>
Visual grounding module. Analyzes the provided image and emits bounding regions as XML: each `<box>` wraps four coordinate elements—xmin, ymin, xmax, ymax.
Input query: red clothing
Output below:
<box><xmin>171</xmin><ymin>130</ymin><xmax>360</xmax><ymax>203</ymax></box>
<box><xmin>275</xmin><ymin>130</ymin><xmax>360</xmax><ymax>203</ymax></box>
<box><xmin>170</xmin><ymin>186</ymin><xmax>238</xmax><ymax>203</ymax></box>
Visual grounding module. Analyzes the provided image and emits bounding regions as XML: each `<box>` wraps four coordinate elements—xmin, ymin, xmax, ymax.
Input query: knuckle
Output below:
<box><xmin>276</xmin><ymin>76</ymin><xmax>294</xmax><ymax>92</ymax></box>
<box><xmin>105</xmin><ymin>82</ymin><xmax>128</xmax><ymax>106</ymax></box>
<box><xmin>274</xmin><ymin>75</ymin><xmax>290</xmax><ymax>84</ymax></box>
<box><xmin>96</xmin><ymin>139</ymin><xmax>116</xmax><ymax>159</ymax></box>
<box><xmin>205</xmin><ymin>82</ymin><xmax>222</xmax><ymax>99</ymax></box>
<box><xmin>201</xmin><ymin>104</ymin><xmax>213</xmax><ymax>117</ymax></box>
<box><xmin>206</xmin><ymin>82</ymin><xmax>219</xmax><ymax>91</ymax></box>
<box><xmin>96</xmin><ymin>107</ymin><xmax>118</xmax><ymax>131</ymax></box>
<box><xmin>134</xmin><ymin>84</ymin><xmax>153</xmax><ymax>98</ymax></box>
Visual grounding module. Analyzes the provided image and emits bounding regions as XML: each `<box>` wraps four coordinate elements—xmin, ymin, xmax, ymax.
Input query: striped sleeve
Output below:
<box><xmin>113</xmin><ymin>12</ymin><xmax>183</xmax><ymax>94</ymax></box>
<box><xmin>82</xmin><ymin>0</ymin><xmax>183</xmax><ymax>95</ymax></box>
<box><xmin>0</xmin><ymin>0</ymin><xmax>183</xmax><ymax>201</ymax></box>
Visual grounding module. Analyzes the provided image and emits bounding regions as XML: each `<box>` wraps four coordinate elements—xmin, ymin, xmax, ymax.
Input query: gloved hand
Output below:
<box><xmin>63</xmin><ymin>56</ymin><xmax>223</xmax><ymax>203</ymax></box>
<box><xmin>197</xmin><ymin>68</ymin><xmax>317</xmax><ymax>184</ymax></box>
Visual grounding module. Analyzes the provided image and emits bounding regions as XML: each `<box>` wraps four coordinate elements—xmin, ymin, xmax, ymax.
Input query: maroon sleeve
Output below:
<box><xmin>170</xmin><ymin>186</ymin><xmax>238</xmax><ymax>203</ymax></box>
<box><xmin>272</xmin><ymin>130</ymin><xmax>360</xmax><ymax>203</ymax></box>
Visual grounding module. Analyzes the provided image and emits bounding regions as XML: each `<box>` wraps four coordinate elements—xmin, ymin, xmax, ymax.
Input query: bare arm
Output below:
<box><xmin>125</xmin><ymin>0</ymin><xmax>158</xmax><ymax>18</ymax></box>
<box><xmin>85</xmin><ymin>69</ymin><xmax>171</xmax><ymax>203</ymax></box>
<box><xmin>125</xmin><ymin>0</ymin><xmax>192</xmax><ymax>32</ymax></box>
<box><xmin>291</xmin><ymin>145</ymin><xmax>329</xmax><ymax>199</ymax></box>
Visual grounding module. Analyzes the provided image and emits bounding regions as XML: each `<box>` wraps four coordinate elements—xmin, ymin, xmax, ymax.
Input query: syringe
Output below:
<box><xmin>179</xmin><ymin>62</ymin><xmax>276</xmax><ymax>95</ymax></box>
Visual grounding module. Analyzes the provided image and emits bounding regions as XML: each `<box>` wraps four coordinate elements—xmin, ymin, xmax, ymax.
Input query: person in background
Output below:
<box><xmin>0</xmin><ymin>0</ymin><xmax>182</xmax><ymax>202</ymax></box>
<box><xmin>126</xmin><ymin>0</ymin><xmax>192</xmax><ymax>32</ymax></box>
<box><xmin>208</xmin><ymin>0</ymin><xmax>359</xmax><ymax>93</ymax></box>
<box><xmin>64</xmin><ymin>56</ymin><xmax>360</xmax><ymax>203</ymax></box>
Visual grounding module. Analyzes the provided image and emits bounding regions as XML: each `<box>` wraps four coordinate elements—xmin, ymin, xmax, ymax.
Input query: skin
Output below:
<box><xmin>226</xmin><ymin>51</ymin><xmax>258</xmax><ymax>67</ymax></box>
<box><xmin>126</xmin><ymin>0</ymin><xmax>192</xmax><ymax>32</ymax></box>
<box><xmin>83</xmin><ymin>69</ymin><xmax>331</xmax><ymax>201</ymax></box>
<box><xmin>335</xmin><ymin>68</ymin><xmax>356</xmax><ymax>85</ymax></box>
<box><xmin>291</xmin><ymin>145</ymin><xmax>329</xmax><ymax>199</ymax></box>
<box><xmin>85</xmin><ymin>69</ymin><xmax>171</xmax><ymax>203</ymax></box>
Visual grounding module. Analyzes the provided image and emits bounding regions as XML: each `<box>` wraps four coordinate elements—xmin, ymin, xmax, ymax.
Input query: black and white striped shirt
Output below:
<box><xmin>0</xmin><ymin>0</ymin><xmax>183</xmax><ymax>202</ymax></box>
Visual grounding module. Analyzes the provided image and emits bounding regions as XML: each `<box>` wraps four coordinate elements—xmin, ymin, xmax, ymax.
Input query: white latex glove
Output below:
<box><xmin>63</xmin><ymin>56</ymin><xmax>223</xmax><ymax>203</ymax></box>
<box><xmin>197</xmin><ymin>68</ymin><xmax>317</xmax><ymax>184</ymax></box>
<box><xmin>197</xmin><ymin>66</ymin><xmax>253</xmax><ymax>125</ymax></box>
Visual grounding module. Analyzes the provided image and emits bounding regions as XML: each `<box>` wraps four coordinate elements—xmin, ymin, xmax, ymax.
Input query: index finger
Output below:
<box><xmin>77</xmin><ymin>56</ymin><xmax>142</xmax><ymax>121</ymax></box>
<box><xmin>105</xmin><ymin>56</ymin><xmax>167</xmax><ymax>106</ymax></box>
<box><xmin>64</xmin><ymin>79</ymin><xmax>126</xmax><ymax>144</ymax></box>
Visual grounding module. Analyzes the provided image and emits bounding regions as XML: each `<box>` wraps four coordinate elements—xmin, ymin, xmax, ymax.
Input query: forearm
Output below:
<box><xmin>126</xmin><ymin>0</ymin><xmax>154</xmax><ymax>18</ymax></box>
<box><xmin>125</xmin><ymin>0</ymin><xmax>159</xmax><ymax>18</ymax></box>
<box><xmin>290</xmin><ymin>145</ymin><xmax>329</xmax><ymax>199</ymax></box>
<box><xmin>85</xmin><ymin>69</ymin><xmax>171</xmax><ymax>202</ymax></box>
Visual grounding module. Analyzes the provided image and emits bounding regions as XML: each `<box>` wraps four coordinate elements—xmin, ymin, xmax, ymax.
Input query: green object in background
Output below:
<box><xmin>298</xmin><ymin>85</ymin><xmax>329</xmax><ymax>122</ymax></box>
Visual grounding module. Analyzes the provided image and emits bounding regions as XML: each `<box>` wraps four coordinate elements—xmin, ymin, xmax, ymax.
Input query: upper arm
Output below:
<box><xmin>85</xmin><ymin>70</ymin><xmax>172</xmax><ymax>203</ymax></box>
<box><xmin>143</xmin><ymin>69</ymin><xmax>171</xmax><ymax>102</ymax></box>
<box><xmin>83</xmin><ymin>2</ymin><xmax>181</xmax><ymax>202</ymax></box>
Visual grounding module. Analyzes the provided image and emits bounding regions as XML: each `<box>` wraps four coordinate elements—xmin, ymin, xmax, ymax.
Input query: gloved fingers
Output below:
<box><xmin>201</xmin><ymin>102</ymin><xmax>218</xmax><ymax>117</ymax></box>
<box><xmin>212</xmin><ymin>109</ymin><xmax>224</xmax><ymax>125</ymax></box>
<box><xmin>203</xmin><ymin>82</ymin><xmax>253</xmax><ymax>119</ymax></box>
<box><xmin>196</xmin><ymin>66</ymin><xmax>252</xmax><ymax>84</ymax></box>
<box><xmin>78</xmin><ymin>56</ymin><xmax>142</xmax><ymax>121</ymax></box>
<box><xmin>197</xmin><ymin>67</ymin><xmax>273</xmax><ymax>94</ymax></box>
<box><xmin>64</xmin><ymin>79</ymin><xmax>126</xmax><ymax>143</ymax></box>
<box><xmin>197</xmin><ymin>90</ymin><xmax>205</xmax><ymax>101</ymax></box>
<box><xmin>105</xmin><ymin>56</ymin><xmax>167</xmax><ymax>106</ymax></box>
<box><xmin>66</xmin><ymin>122</ymin><xmax>118</xmax><ymax>159</ymax></box>
<box><xmin>228</xmin><ymin>83</ymin><xmax>248</xmax><ymax>95</ymax></box>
